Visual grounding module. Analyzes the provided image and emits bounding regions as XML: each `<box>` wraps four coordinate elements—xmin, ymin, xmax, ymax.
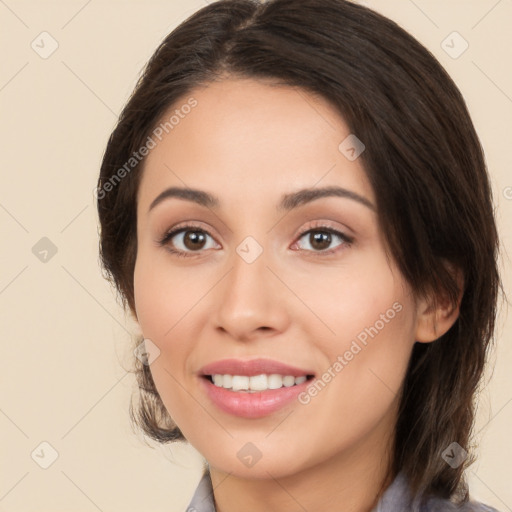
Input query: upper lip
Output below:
<box><xmin>199</xmin><ymin>358</ymin><xmax>315</xmax><ymax>377</ymax></box>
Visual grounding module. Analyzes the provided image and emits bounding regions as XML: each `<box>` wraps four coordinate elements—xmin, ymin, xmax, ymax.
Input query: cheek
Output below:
<box><xmin>288</xmin><ymin>253</ymin><xmax>406</xmax><ymax>344</ymax></box>
<box><xmin>133</xmin><ymin>248</ymin><xmax>198</xmax><ymax>336</ymax></box>
<box><xmin>133</xmin><ymin>248</ymin><xmax>211</xmax><ymax>377</ymax></box>
<box><xmin>298</xmin><ymin>305</ymin><xmax>415</xmax><ymax>454</ymax></box>
<box><xmin>133</xmin><ymin>252</ymin><xmax>198</xmax><ymax>426</ymax></box>
<box><xmin>297</xmin><ymin>257</ymin><xmax>415</xmax><ymax>414</ymax></box>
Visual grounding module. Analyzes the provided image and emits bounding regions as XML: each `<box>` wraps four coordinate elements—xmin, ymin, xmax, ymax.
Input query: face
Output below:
<box><xmin>133</xmin><ymin>77</ymin><xmax>420</xmax><ymax>479</ymax></box>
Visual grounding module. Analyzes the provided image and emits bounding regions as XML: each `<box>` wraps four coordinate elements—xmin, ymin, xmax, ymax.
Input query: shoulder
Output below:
<box><xmin>374</xmin><ymin>471</ymin><xmax>501</xmax><ymax>512</ymax></box>
<box><xmin>421</xmin><ymin>494</ymin><xmax>501</xmax><ymax>512</ymax></box>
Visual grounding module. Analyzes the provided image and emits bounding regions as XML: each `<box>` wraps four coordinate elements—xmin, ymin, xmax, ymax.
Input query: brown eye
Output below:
<box><xmin>182</xmin><ymin>230</ymin><xmax>207</xmax><ymax>250</ymax></box>
<box><xmin>309</xmin><ymin>231</ymin><xmax>332</xmax><ymax>251</ymax></box>
<box><xmin>294</xmin><ymin>227</ymin><xmax>352</xmax><ymax>254</ymax></box>
<box><xmin>158</xmin><ymin>225</ymin><xmax>220</xmax><ymax>257</ymax></box>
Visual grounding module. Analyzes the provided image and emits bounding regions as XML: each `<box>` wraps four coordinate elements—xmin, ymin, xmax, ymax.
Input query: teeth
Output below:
<box><xmin>223</xmin><ymin>374</ymin><xmax>233</xmax><ymax>388</ymax></box>
<box><xmin>212</xmin><ymin>374</ymin><xmax>224</xmax><ymax>387</ymax></box>
<box><xmin>248</xmin><ymin>374</ymin><xmax>268</xmax><ymax>391</ymax></box>
<box><xmin>282</xmin><ymin>375</ymin><xmax>296</xmax><ymax>387</ymax></box>
<box><xmin>232</xmin><ymin>375</ymin><xmax>249</xmax><ymax>391</ymax></box>
<box><xmin>210</xmin><ymin>373</ymin><xmax>309</xmax><ymax>392</ymax></box>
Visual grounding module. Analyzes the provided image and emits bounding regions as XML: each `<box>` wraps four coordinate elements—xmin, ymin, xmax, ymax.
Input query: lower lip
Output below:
<box><xmin>200</xmin><ymin>376</ymin><xmax>312</xmax><ymax>419</ymax></box>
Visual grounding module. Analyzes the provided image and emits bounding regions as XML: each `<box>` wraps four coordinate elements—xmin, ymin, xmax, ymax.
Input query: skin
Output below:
<box><xmin>133</xmin><ymin>77</ymin><xmax>460</xmax><ymax>512</ymax></box>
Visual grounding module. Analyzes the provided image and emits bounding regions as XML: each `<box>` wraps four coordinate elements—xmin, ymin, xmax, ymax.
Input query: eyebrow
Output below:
<box><xmin>148</xmin><ymin>185</ymin><xmax>375</xmax><ymax>213</ymax></box>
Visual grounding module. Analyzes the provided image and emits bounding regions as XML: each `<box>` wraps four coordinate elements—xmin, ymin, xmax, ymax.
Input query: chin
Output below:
<box><xmin>198</xmin><ymin>435</ymin><xmax>322</xmax><ymax>480</ymax></box>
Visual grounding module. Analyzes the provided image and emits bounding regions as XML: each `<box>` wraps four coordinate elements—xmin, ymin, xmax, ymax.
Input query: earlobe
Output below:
<box><xmin>414</xmin><ymin>264</ymin><xmax>464</xmax><ymax>343</ymax></box>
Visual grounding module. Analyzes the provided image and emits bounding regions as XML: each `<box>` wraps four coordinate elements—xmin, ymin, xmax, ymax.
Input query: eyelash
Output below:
<box><xmin>157</xmin><ymin>222</ymin><xmax>354</xmax><ymax>258</ymax></box>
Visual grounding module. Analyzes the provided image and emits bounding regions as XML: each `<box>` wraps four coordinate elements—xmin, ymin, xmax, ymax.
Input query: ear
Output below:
<box><xmin>414</xmin><ymin>263</ymin><xmax>464</xmax><ymax>343</ymax></box>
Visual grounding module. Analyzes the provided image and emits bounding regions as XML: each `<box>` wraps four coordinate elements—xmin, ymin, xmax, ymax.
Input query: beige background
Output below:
<box><xmin>1</xmin><ymin>0</ymin><xmax>511</xmax><ymax>510</ymax></box>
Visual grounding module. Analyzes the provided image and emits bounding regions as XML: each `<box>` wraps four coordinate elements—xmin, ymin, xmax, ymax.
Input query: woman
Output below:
<box><xmin>97</xmin><ymin>0</ymin><xmax>503</xmax><ymax>510</ymax></box>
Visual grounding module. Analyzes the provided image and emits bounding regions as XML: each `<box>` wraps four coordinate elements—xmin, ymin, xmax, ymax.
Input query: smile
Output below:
<box><xmin>200</xmin><ymin>375</ymin><xmax>315</xmax><ymax>418</ymax></box>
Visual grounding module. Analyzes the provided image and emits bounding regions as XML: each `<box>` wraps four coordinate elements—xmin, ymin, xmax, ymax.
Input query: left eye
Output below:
<box><xmin>294</xmin><ymin>228</ymin><xmax>352</xmax><ymax>253</ymax></box>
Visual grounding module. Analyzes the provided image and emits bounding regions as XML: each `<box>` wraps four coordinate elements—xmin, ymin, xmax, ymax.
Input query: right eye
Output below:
<box><xmin>157</xmin><ymin>224</ymin><xmax>220</xmax><ymax>257</ymax></box>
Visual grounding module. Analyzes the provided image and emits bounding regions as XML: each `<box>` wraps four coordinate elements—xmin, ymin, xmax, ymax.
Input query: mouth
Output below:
<box><xmin>197</xmin><ymin>358</ymin><xmax>316</xmax><ymax>418</ymax></box>
<box><xmin>199</xmin><ymin>372</ymin><xmax>315</xmax><ymax>418</ymax></box>
<box><xmin>198</xmin><ymin>358</ymin><xmax>315</xmax><ymax>419</ymax></box>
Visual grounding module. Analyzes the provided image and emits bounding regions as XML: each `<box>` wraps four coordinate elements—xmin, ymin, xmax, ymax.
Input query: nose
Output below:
<box><xmin>211</xmin><ymin>242</ymin><xmax>291</xmax><ymax>342</ymax></box>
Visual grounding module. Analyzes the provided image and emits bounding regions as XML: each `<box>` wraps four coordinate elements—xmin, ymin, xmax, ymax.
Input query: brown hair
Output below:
<box><xmin>97</xmin><ymin>0</ymin><xmax>503</xmax><ymax>505</ymax></box>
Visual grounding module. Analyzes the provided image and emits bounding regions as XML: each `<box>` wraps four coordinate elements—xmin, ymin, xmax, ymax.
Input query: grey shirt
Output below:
<box><xmin>185</xmin><ymin>470</ymin><xmax>500</xmax><ymax>512</ymax></box>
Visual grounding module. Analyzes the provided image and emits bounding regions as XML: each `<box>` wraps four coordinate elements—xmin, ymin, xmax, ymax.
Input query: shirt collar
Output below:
<box><xmin>186</xmin><ymin>469</ymin><xmax>414</xmax><ymax>512</ymax></box>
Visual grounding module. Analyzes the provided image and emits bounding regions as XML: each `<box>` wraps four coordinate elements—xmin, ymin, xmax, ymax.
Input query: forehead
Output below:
<box><xmin>137</xmin><ymin>77</ymin><xmax>374</xmax><ymax>211</ymax></box>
